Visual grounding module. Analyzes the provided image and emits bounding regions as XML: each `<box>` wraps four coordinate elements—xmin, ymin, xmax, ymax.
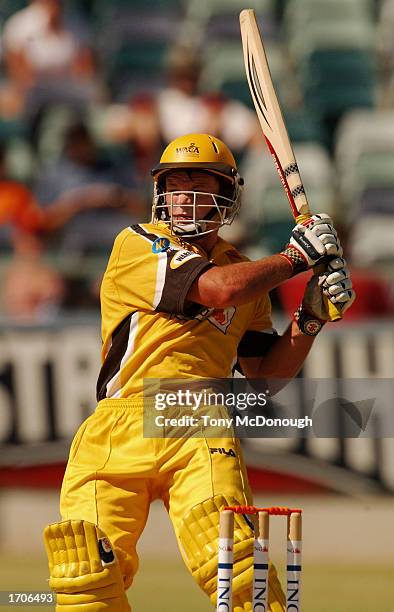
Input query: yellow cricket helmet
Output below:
<box><xmin>152</xmin><ymin>133</ymin><xmax>239</xmax><ymax>181</ymax></box>
<box><xmin>151</xmin><ymin>133</ymin><xmax>243</xmax><ymax>237</ymax></box>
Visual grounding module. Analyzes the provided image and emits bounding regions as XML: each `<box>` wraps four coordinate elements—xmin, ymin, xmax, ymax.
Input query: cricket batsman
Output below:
<box><xmin>44</xmin><ymin>134</ymin><xmax>355</xmax><ymax>610</ymax></box>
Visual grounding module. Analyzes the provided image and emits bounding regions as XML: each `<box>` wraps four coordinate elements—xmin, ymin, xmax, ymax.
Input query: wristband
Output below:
<box><xmin>279</xmin><ymin>245</ymin><xmax>308</xmax><ymax>276</ymax></box>
<box><xmin>293</xmin><ymin>304</ymin><xmax>325</xmax><ymax>336</ymax></box>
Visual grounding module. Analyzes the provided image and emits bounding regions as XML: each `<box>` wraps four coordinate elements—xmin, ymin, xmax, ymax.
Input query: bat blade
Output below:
<box><xmin>240</xmin><ymin>8</ymin><xmax>342</xmax><ymax>320</ymax></box>
<box><xmin>240</xmin><ymin>8</ymin><xmax>309</xmax><ymax>219</ymax></box>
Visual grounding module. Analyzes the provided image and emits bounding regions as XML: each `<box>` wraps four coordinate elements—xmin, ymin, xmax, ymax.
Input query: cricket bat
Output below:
<box><xmin>239</xmin><ymin>8</ymin><xmax>342</xmax><ymax>321</ymax></box>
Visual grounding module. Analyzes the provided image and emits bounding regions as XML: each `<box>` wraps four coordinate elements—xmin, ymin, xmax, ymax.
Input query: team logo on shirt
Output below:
<box><xmin>152</xmin><ymin>237</ymin><xmax>171</xmax><ymax>253</ymax></box>
<box><xmin>198</xmin><ymin>306</ymin><xmax>236</xmax><ymax>333</ymax></box>
<box><xmin>170</xmin><ymin>250</ymin><xmax>201</xmax><ymax>269</ymax></box>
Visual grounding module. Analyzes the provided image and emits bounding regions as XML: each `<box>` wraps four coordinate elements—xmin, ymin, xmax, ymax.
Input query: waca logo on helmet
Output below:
<box><xmin>175</xmin><ymin>142</ymin><xmax>200</xmax><ymax>156</ymax></box>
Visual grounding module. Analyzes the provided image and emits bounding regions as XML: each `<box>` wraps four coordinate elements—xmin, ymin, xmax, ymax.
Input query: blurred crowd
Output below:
<box><xmin>0</xmin><ymin>0</ymin><xmax>393</xmax><ymax>322</ymax></box>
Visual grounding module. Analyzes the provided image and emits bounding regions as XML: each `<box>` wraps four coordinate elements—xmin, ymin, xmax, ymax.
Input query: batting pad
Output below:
<box><xmin>43</xmin><ymin>520</ymin><xmax>130</xmax><ymax>611</ymax></box>
<box><xmin>178</xmin><ymin>494</ymin><xmax>285</xmax><ymax>611</ymax></box>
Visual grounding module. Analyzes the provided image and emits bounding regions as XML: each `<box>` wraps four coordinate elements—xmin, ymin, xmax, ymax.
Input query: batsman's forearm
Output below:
<box><xmin>189</xmin><ymin>254</ymin><xmax>293</xmax><ymax>308</ymax></box>
<box><xmin>257</xmin><ymin>320</ymin><xmax>315</xmax><ymax>379</ymax></box>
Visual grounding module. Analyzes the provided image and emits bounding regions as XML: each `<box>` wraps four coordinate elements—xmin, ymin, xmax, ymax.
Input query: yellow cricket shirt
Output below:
<box><xmin>96</xmin><ymin>222</ymin><xmax>272</xmax><ymax>399</ymax></box>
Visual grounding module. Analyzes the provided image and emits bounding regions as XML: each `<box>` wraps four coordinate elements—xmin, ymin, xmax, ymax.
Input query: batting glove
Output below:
<box><xmin>318</xmin><ymin>257</ymin><xmax>356</xmax><ymax>313</ymax></box>
<box><xmin>280</xmin><ymin>214</ymin><xmax>343</xmax><ymax>276</ymax></box>
<box><xmin>294</xmin><ymin>257</ymin><xmax>356</xmax><ymax>335</ymax></box>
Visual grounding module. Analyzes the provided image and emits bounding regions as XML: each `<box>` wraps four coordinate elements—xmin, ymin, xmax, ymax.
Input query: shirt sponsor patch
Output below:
<box><xmin>170</xmin><ymin>249</ymin><xmax>201</xmax><ymax>269</ymax></box>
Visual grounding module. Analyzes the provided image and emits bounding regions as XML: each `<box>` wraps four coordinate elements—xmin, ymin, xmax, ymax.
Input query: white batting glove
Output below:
<box><xmin>306</xmin><ymin>214</ymin><xmax>343</xmax><ymax>258</ymax></box>
<box><xmin>280</xmin><ymin>214</ymin><xmax>343</xmax><ymax>276</ymax></box>
<box><xmin>294</xmin><ymin>257</ymin><xmax>356</xmax><ymax>335</ymax></box>
<box><xmin>318</xmin><ymin>257</ymin><xmax>356</xmax><ymax>313</ymax></box>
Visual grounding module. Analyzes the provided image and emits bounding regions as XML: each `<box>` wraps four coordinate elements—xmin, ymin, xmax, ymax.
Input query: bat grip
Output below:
<box><xmin>296</xmin><ymin>214</ymin><xmax>342</xmax><ymax>322</ymax></box>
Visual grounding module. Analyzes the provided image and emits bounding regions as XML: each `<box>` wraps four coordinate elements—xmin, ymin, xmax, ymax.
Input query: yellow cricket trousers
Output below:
<box><xmin>60</xmin><ymin>398</ymin><xmax>285</xmax><ymax>610</ymax></box>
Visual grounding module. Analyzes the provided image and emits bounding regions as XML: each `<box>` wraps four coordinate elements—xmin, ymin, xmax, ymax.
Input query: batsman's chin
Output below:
<box><xmin>173</xmin><ymin>220</ymin><xmax>200</xmax><ymax>234</ymax></box>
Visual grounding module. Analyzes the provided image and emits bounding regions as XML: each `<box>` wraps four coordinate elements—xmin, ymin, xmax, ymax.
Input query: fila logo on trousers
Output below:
<box><xmin>209</xmin><ymin>448</ymin><xmax>236</xmax><ymax>457</ymax></box>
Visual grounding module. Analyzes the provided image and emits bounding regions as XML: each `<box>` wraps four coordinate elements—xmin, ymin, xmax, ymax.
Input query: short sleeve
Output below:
<box><xmin>110</xmin><ymin>225</ymin><xmax>212</xmax><ymax>316</ymax></box>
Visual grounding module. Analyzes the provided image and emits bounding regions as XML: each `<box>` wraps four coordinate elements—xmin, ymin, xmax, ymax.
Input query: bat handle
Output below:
<box><xmin>296</xmin><ymin>214</ymin><xmax>342</xmax><ymax>322</ymax></box>
<box><xmin>327</xmin><ymin>303</ymin><xmax>342</xmax><ymax>322</ymax></box>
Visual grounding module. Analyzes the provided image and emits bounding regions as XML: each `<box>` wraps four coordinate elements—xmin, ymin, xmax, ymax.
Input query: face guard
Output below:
<box><xmin>152</xmin><ymin>179</ymin><xmax>242</xmax><ymax>238</ymax></box>
<box><xmin>151</xmin><ymin>133</ymin><xmax>243</xmax><ymax>237</ymax></box>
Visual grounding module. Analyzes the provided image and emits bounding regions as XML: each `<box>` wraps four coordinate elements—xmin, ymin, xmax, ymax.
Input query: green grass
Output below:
<box><xmin>1</xmin><ymin>555</ymin><xmax>392</xmax><ymax>611</ymax></box>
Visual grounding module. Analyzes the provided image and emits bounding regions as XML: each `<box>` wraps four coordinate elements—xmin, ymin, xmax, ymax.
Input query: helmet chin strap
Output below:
<box><xmin>172</xmin><ymin>205</ymin><xmax>218</xmax><ymax>236</ymax></box>
<box><xmin>173</xmin><ymin>222</ymin><xmax>203</xmax><ymax>236</ymax></box>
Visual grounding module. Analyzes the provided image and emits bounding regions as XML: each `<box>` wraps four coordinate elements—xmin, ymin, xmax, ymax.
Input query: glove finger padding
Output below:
<box><xmin>318</xmin><ymin>258</ymin><xmax>356</xmax><ymax>313</ymax></box>
<box><xmin>311</xmin><ymin>224</ymin><xmax>338</xmax><ymax>239</ymax></box>
<box><xmin>281</xmin><ymin>213</ymin><xmax>343</xmax><ymax>276</ymax></box>
<box><xmin>324</xmin><ymin>277</ymin><xmax>352</xmax><ymax>296</ymax></box>
<box><xmin>309</xmin><ymin>226</ymin><xmax>342</xmax><ymax>258</ymax></box>
<box><xmin>303</xmin><ymin>214</ymin><xmax>343</xmax><ymax>257</ymax></box>
<box><xmin>320</xmin><ymin>269</ymin><xmax>349</xmax><ymax>286</ymax></box>
<box><xmin>316</xmin><ymin>237</ymin><xmax>343</xmax><ymax>258</ymax></box>
<box><xmin>318</xmin><ymin>257</ymin><xmax>347</xmax><ymax>282</ymax></box>
<box><xmin>326</xmin><ymin>288</ymin><xmax>356</xmax><ymax>309</ymax></box>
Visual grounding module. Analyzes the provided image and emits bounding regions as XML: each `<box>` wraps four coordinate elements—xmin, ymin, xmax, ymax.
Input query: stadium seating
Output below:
<box><xmin>335</xmin><ymin>110</ymin><xmax>394</xmax><ymax>212</ymax></box>
<box><xmin>280</xmin><ymin>1</ymin><xmax>378</xmax><ymax>146</ymax></box>
<box><xmin>0</xmin><ymin>118</ymin><xmax>27</xmax><ymax>142</ymax></box>
<box><xmin>105</xmin><ymin>40</ymin><xmax>169</xmax><ymax>99</ymax></box>
<box><xmin>180</xmin><ymin>0</ymin><xmax>275</xmax><ymax>48</ymax></box>
<box><xmin>350</xmin><ymin>214</ymin><xmax>394</xmax><ymax>273</ymax></box>
<box><xmin>5</xmin><ymin>138</ymin><xmax>35</xmax><ymax>183</ymax></box>
<box><xmin>92</xmin><ymin>0</ymin><xmax>182</xmax><ymax>99</ymax></box>
<box><xmin>200</xmin><ymin>40</ymin><xmax>284</xmax><ymax>107</ymax></box>
<box><xmin>284</xmin><ymin>0</ymin><xmax>374</xmax><ymax>33</ymax></box>
<box><xmin>241</xmin><ymin>142</ymin><xmax>335</xmax><ymax>252</ymax></box>
<box><xmin>300</xmin><ymin>48</ymin><xmax>376</xmax><ymax>116</ymax></box>
<box><xmin>335</xmin><ymin>110</ymin><xmax>394</xmax><ymax>271</ymax></box>
<box><xmin>283</xmin><ymin>109</ymin><xmax>328</xmax><ymax>146</ymax></box>
<box><xmin>378</xmin><ymin>0</ymin><xmax>394</xmax><ymax>60</ymax></box>
<box><xmin>0</xmin><ymin>0</ymin><xmax>26</xmax><ymax>23</ymax></box>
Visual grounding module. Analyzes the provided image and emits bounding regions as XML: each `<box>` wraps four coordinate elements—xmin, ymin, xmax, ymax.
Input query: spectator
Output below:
<box><xmin>158</xmin><ymin>45</ymin><xmax>258</xmax><ymax>155</ymax></box>
<box><xmin>0</xmin><ymin>145</ymin><xmax>45</xmax><ymax>250</ymax></box>
<box><xmin>104</xmin><ymin>93</ymin><xmax>165</xmax><ymax>192</ymax></box>
<box><xmin>104</xmin><ymin>44</ymin><xmax>259</xmax><ymax>163</ymax></box>
<box><xmin>3</xmin><ymin>0</ymin><xmax>91</xmax><ymax>84</ymax></box>
<box><xmin>34</xmin><ymin>119</ymin><xmax>144</xmax><ymax>254</ymax></box>
<box><xmin>0</xmin><ymin>139</ymin><xmax>141</xmax><ymax>239</ymax></box>
<box><xmin>0</xmin><ymin>140</ymin><xmax>143</xmax><ymax>318</ymax></box>
<box><xmin>2</xmin><ymin>0</ymin><xmax>102</xmax><ymax>139</ymax></box>
<box><xmin>35</xmin><ymin>120</ymin><xmax>128</xmax><ymax>201</ymax></box>
<box><xmin>1</xmin><ymin>230</ymin><xmax>65</xmax><ymax>322</ymax></box>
